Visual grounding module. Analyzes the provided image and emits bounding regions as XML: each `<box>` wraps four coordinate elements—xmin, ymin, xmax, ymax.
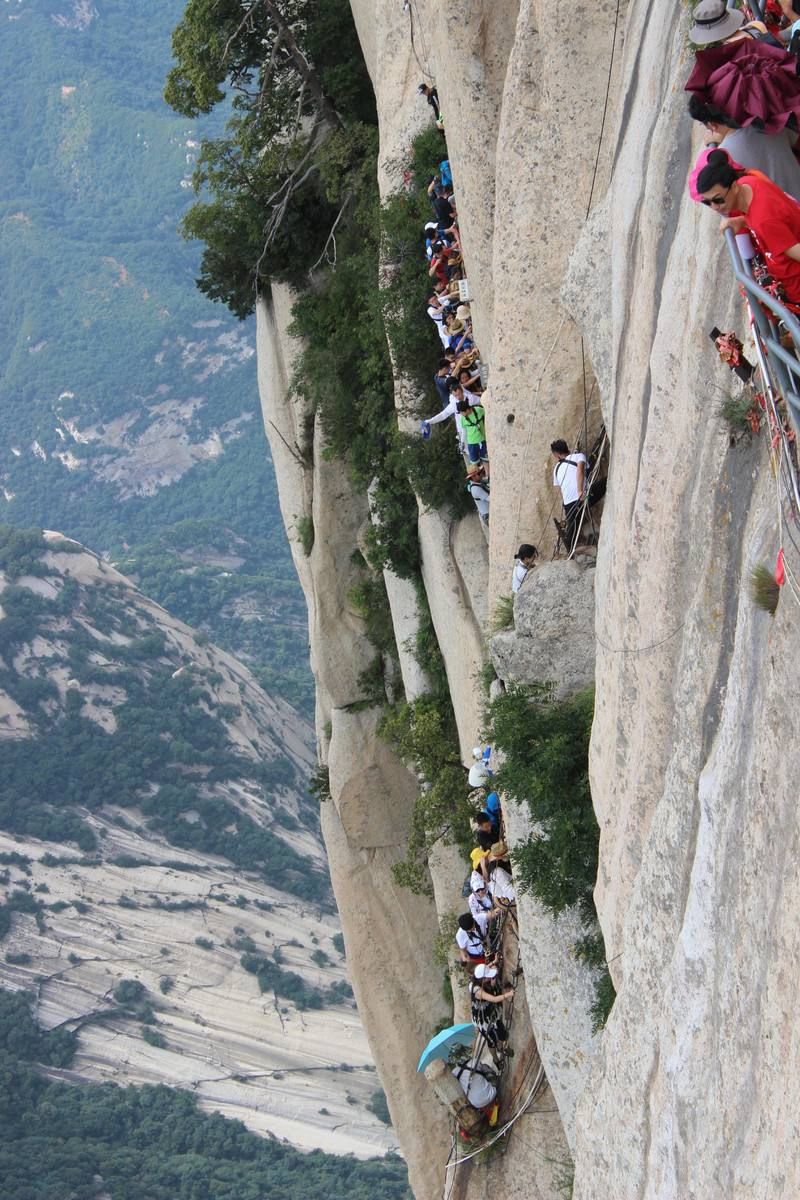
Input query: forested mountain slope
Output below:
<box><xmin>0</xmin><ymin>0</ymin><xmax>312</xmax><ymax>711</ymax></box>
<box><xmin>0</xmin><ymin>524</ymin><xmax>396</xmax><ymax>1157</ymax></box>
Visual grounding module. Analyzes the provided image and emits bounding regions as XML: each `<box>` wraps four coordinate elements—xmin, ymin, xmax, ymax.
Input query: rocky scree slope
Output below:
<box><xmin>0</xmin><ymin>527</ymin><xmax>394</xmax><ymax>1157</ymax></box>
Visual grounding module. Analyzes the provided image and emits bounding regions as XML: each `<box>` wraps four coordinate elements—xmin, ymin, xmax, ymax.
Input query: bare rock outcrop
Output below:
<box><xmin>0</xmin><ymin>539</ymin><xmax>394</xmax><ymax>1156</ymax></box>
<box><xmin>490</xmin><ymin>561</ymin><xmax>596</xmax><ymax>697</ymax></box>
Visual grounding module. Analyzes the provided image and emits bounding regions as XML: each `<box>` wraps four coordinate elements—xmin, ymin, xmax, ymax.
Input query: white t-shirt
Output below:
<box><xmin>468</xmin><ymin>762</ymin><xmax>489</xmax><ymax>788</ymax></box>
<box><xmin>469</xmin><ymin>891</ymin><xmax>493</xmax><ymax>932</ymax></box>
<box><xmin>453</xmin><ymin>1066</ymin><xmax>496</xmax><ymax>1108</ymax></box>
<box><xmin>468</xmin><ymin>481</ymin><xmax>490</xmax><ymax>520</ymax></box>
<box><xmin>553</xmin><ymin>453</ymin><xmax>587</xmax><ymax>505</ymax></box>
<box><xmin>456</xmin><ymin>926</ymin><xmax>485</xmax><ymax>957</ymax></box>
<box><xmin>511</xmin><ymin>561</ymin><xmax>529</xmax><ymax>593</ymax></box>
<box><xmin>427</xmin><ymin>306</ymin><xmax>450</xmax><ymax>348</ymax></box>
<box><xmin>489</xmin><ymin>866</ymin><xmax>516</xmax><ymax>906</ymax></box>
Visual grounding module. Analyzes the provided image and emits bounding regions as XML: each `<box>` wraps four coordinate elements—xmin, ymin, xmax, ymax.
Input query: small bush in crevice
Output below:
<box><xmin>750</xmin><ymin>563</ymin><xmax>780</xmax><ymax>615</ymax></box>
<box><xmin>490</xmin><ymin>595</ymin><xmax>515</xmax><ymax>633</ymax></box>
<box><xmin>380</xmin><ymin>695</ymin><xmax>471</xmax><ymax>895</ymax></box>
<box><xmin>573</xmin><ymin>929</ymin><xmax>616</xmax><ymax>1033</ymax></box>
<box><xmin>296</xmin><ymin>515</ymin><xmax>315</xmax><ymax>557</ymax></box>
<box><xmin>141</xmin><ymin>1025</ymin><xmax>168</xmax><ymax>1049</ymax></box>
<box><xmin>719</xmin><ymin>391</ymin><xmax>760</xmax><ymax>435</ymax></box>
<box><xmin>309</xmin><ymin>764</ymin><xmax>332</xmax><ymax>804</ymax></box>
<box><xmin>367</xmin><ymin>1087</ymin><xmax>391</xmax><ymax>1125</ymax></box>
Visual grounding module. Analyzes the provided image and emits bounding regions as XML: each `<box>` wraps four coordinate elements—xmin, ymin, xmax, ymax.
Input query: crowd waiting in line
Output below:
<box><xmin>414</xmin><ymin>102</ymin><xmax>605</xmax><ymax>559</ymax></box>
<box><xmin>451</xmin><ymin>749</ymin><xmax>519</xmax><ymax>1078</ymax></box>
<box><xmin>408</xmin><ymin>0</ymin><xmax>800</xmax><ymax>1137</ymax></box>
<box><xmin>416</xmin><ymin>0</ymin><xmax>800</xmax><ymax>578</ymax></box>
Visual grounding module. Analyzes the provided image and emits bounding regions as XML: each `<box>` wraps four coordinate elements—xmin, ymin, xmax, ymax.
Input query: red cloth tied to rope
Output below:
<box><xmin>685</xmin><ymin>41</ymin><xmax>800</xmax><ymax>135</ymax></box>
<box><xmin>776</xmin><ymin>548</ymin><xmax>786</xmax><ymax>586</ymax></box>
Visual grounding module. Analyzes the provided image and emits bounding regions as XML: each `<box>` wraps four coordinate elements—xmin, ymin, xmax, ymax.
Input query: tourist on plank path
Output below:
<box><xmin>469</xmin><ymin>964</ymin><xmax>513</xmax><ymax>1062</ymax></box>
<box><xmin>420</xmin><ymin>379</ymin><xmax>481</xmax><ymax>452</ymax></box>
<box><xmin>698</xmin><ymin>148</ymin><xmax>800</xmax><ymax>307</ymax></box>
<box><xmin>486</xmin><ymin>841</ymin><xmax>516</xmax><ymax>907</ymax></box>
<box><xmin>417</xmin><ymin>82</ymin><xmax>441</xmax><ymax>122</ymax></box>
<box><xmin>685</xmin><ymin>0</ymin><xmax>800</xmax><ymax>135</ymax></box>
<box><xmin>689</xmin><ymin>0</ymin><xmax>784</xmax><ymax>48</ymax></box>
<box><xmin>469</xmin><ymin>830</ymin><xmax>494</xmax><ymax>880</ymax></box>
<box><xmin>551</xmin><ymin>439</ymin><xmax>588</xmax><ymax>550</ymax></box>
<box><xmin>469</xmin><ymin>878</ymin><xmax>499</xmax><ymax>935</ymax></box>
<box><xmin>511</xmin><ymin>543</ymin><xmax>538</xmax><ymax>593</ymax></box>
<box><xmin>466</xmin><ymin>465</ymin><xmax>490</xmax><ymax>527</ymax></box>
<box><xmin>458</xmin><ymin>398</ymin><xmax>488</xmax><ymax>477</ymax></box>
<box><xmin>455</xmin><ymin>913</ymin><xmax>486</xmax><ymax>967</ymax></box>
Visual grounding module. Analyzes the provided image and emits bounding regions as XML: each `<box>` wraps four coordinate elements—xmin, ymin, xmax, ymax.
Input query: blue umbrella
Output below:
<box><xmin>417</xmin><ymin>1022</ymin><xmax>476</xmax><ymax>1072</ymax></box>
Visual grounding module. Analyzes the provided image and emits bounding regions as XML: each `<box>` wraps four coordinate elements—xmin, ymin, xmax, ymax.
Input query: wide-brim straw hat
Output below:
<box><xmin>690</xmin><ymin>0</ymin><xmax>745</xmax><ymax>45</ymax></box>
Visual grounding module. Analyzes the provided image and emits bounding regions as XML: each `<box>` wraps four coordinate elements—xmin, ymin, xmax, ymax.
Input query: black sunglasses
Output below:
<box><xmin>702</xmin><ymin>185</ymin><xmax>730</xmax><ymax>208</ymax></box>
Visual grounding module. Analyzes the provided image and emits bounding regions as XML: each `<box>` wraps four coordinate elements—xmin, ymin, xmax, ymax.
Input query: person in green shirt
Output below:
<box><xmin>457</xmin><ymin>396</ymin><xmax>488</xmax><ymax>476</ymax></box>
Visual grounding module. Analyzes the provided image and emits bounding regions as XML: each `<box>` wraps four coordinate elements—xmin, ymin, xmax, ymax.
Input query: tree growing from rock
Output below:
<box><xmin>165</xmin><ymin>0</ymin><xmax>376</xmax><ymax>315</ymax></box>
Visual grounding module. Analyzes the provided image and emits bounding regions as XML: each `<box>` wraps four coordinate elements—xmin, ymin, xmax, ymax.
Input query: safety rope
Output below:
<box><xmin>444</xmin><ymin>1062</ymin><xmax>547</xmax><ymax>1169</ymax></box>
<box><xmin>565</xmin><ymin>430</ymin><xmax>608</xmax><ymax>561</ymax></box>
<box><xmin>408</xmin><ymin>0</ymin><xmax>436</xmax><ymax>83</ymax></box>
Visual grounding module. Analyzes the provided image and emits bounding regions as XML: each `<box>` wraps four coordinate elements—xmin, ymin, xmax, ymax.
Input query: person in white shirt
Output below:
<box><xmin>468</xmin><ymin>879</ymin><xmax>496</xmax><ymax>933</ymax></box>
<box><xmin>420</xmin><ymin>380</ymin><xmax>481</xmax><ymax>452</ymax></box>
<box><xmin>426</xmin><ymin>297</ymin><xmax>451</xmax><ymax>349</ymax></box>
<box><xmin>511</xmin><ymin>543</ymin><xmax>538</xmax><ymax>593</ymax></box>
<box><xmin>486</xmin><ymin>841</ymin><xmax>516</xmax><ymax>907</ymax></box>
<box><xmin>551</xmin><ymin>438</ymin><xmax>587</xmax><ymax>551</ymax></box>
<box><xmin>455</xmin><ymin>913</ymin><xmax>485</xmax><ymax>964</ymax></box>
<box><xmin>466</xmin><ymin>466</ymin><xmax>490</xmax><ymax>527</ymax></box>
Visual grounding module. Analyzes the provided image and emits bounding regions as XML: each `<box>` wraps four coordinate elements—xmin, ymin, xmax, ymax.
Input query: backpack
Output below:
<box><xmin>462</xmin><ymin>406</ymin><xmax>485</xmax><ymax>432</ymax></box>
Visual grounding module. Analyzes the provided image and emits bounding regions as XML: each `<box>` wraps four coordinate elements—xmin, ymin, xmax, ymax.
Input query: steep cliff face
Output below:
<box><xmin>257</xmin><ymin>0</ymin><xmax>800</xmax><ymax>1195</ymax></box>
<box><xmin>256</xmin><ymin>288</ymin><xmax>454</xmax><ymax>1200</ymax></box>
<box><xmin>570</xmin><ymin>4</ymin><xmax>800</xmax><ymax>1196</ymax></box>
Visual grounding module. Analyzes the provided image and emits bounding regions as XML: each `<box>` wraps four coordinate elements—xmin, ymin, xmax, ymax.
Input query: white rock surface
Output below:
<box><xmin>257</xmin><ymin>287</ymin><xmax>457</xmax><ymax>1200</ymax></box>
<box><xmin>0</xmin><ymin>828</ymin><xmax>390</xmax><ymax>1157</ymax></box>
<box><xmin>491</xmin><ymin>561</ymin><xmax>596</xmax><ymax>698</ymax></box>
<box><xmin>503</xmin><ymin>796</ymin><xmax>600</xmax><ymax>1152</ymax></box>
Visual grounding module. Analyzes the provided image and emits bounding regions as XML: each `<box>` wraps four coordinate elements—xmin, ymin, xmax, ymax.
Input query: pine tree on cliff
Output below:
<box><xmin>165</xmin><ymin>0</ymin><xmax>376</xmax><ymax>317</ymax></box>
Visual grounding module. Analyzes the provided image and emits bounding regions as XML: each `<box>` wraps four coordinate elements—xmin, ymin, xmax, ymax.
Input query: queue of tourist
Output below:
<box><xmin>418</xmin><ymin>0</ymin><xmax>800</xmax><ymax>579</ymax></box>
<box><xmin>452</xmin><ymin>750</ymin><xmax>518</xmax><ymax>1077</ymax></box>
<box><xmin>416</xmin><ymin>106</ymin><xmax>608</xmax><ymax>562</ymax></box>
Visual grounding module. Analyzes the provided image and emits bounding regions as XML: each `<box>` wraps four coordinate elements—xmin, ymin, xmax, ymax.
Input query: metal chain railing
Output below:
<box><xmin>724</xmin><ymin>228</ymin><xmax>800</xmax><ymax>435</ymax></box>
<box><xmin>723</xmin><ymin>227</ymin><xmax>800</xmax><ymax>545</ymax></box>
<box><xmin>724</xmin><ymin>226</ymin><xmax>800</xmax><ymax>600</ymax></box>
